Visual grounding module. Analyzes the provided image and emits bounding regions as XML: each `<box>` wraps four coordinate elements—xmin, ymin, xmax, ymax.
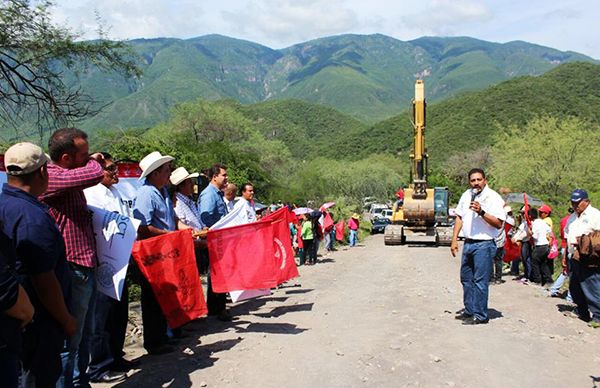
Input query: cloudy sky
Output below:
<box><xmin>50</xmin><ymin>0</ymin><xmax>600</xmax><ymax>59</ymax></box>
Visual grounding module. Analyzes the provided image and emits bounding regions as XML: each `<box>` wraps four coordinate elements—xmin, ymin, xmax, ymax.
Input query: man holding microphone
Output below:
<box><xmin>450</xmin><ymin>168</ymin><xmax>505</xmax><ymax>325</ymax></box>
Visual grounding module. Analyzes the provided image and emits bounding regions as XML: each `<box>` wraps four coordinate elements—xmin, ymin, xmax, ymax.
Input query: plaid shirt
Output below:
<box><xmin>174</xmin><ymin>192</ymin><xmax>204</xmax><ymax>230</ymax></box>
<box><xmin>40</xmin><ymin>159</ymin><xmax>103</xmax><ymax>268</ymax></box>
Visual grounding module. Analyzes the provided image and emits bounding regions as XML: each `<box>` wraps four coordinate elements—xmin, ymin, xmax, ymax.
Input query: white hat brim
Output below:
<box><xmin>139</xmin><ymin>156</ymin><xmax>174</xmax><ymax>180</ymax></box>
<box><xmin>170</xmin><ymin>171</ymin><xmax>199</xmax><ymax>185</ymax></box>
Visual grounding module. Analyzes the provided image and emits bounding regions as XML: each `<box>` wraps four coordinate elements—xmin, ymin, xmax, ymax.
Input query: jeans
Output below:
<box><xmin>460</xmin><ymin>240</ymin><xmax>496</xmax><ymax>321</ymax></box>
<box><xmin>570</xmin><ymin>260</ymin><xmax>591</xmax><ymax>321</ymax></box>
<box><xmin>0</xmin><ymin>347</ymin><xmax>18</xmax><ymax>388</ymax></box>
<box><xmin>521</xmin><ymin>242</ymin><xmax>532</xmax><ymax>279</ymax></box>
<box><xmin>60</xmin><ymin>265</ymin><xmax>96</xmax><ymax>388</ymax></box>
<box><xmin>349</xmin><ymin>230</ymin><xmax>358</xmax><ymax>247</ymax></box>
<box><xmin>324</xmin><ymin>233</ymin><xmax>331</xmax><ymax>251</ymax></box>
<box><xmin>580</xmin><ymin>266</ymin><xmax>600</xmax><ymax>322</ymax></box>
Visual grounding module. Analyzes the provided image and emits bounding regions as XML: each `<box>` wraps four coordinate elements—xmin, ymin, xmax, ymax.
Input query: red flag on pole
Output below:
<box><xmin>323</xmin><ymin>212</ymin><xmax>334</xmax><ymax>232</ymax></box>
<box><xmin>335</xmin><ymin>220</ymin><xmax>345</xmax><ymax>241</ymax></box>
<box><xmin>131</xmin><ymin>229</ymin><xmax>207</xmax><ymax>328</ymax></box>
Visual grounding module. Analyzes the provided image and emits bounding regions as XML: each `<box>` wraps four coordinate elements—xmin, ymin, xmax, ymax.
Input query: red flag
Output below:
<box><xmin>323</xmin><ymin>212</ymin><xmax>334</xmax><ymax>232</ymax></box>
<box><xmin>503</xmin><ymin>223</ymin><xmax>520</xmax><ymax>262</ymax></box>
<box><xmin>131</xmin><ymin>229</ymin><xmax>207</xmax><ymax>328</ymax></box>
<box><xmin>267</xmin><ymin>209</ymin><xmax>299</xmax><ymax>284</ymax></box>
<box><xmin>335</xmin><ymin>220</ymin><xmax>345</xmax><ymax>241</ymax></box>
<box><xmin>208</xmin><ymin>208</ymin><xmax>299</xmax><ymax>292</ymax></box>
<box><xmin>208</xmin><ymin>219</ymin><xmax>278</xmax><ymax>293</ymax></box>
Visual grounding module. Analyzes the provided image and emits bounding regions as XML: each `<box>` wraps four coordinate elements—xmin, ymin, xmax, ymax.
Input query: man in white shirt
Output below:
<box><xmin>233</xmin><ymin>182</ymin><xmax>257</xmax><ymax>223</ymax></box>
<box><xmin>83</xmin><ymin>153</ymin><xmax>134</xmax><ymax>383</ymax></box>
<box><xmin>223</xmin><ymin>183</ymin><xmax>237</xmax><ymax>212</ymax></box>
<box><xmin>451</xmin><ymin>168</ymin><xmax>505</xmax><ymax>325</ymax></box>
<box><xmin>564</xmin><ymin>189</ymin><xmax>600</xmax><ymax>327</ymax></box>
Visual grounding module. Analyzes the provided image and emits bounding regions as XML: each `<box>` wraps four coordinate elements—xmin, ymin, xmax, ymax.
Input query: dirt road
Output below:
<box><xmin>98</xmin><ymin>235</ymin><xmax>600</xmax><ymax>388</ymax></box>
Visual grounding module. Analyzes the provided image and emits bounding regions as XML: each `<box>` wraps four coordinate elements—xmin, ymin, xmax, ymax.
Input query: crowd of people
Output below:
<box><xmin>451</xmin><ymin>168</ymin><xmax>600</xmax><ymax>328</ymax></box>
<box><xmin>0</xmin><ymin>127</ymin><xmax>363</xmax><ymax>387</ymax></box>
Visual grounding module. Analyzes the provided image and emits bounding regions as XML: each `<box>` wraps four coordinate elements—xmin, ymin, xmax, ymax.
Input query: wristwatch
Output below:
<box><xmin>479</xmin><ymin>209</ymin><xmax>486</xmax><ymax>217</ymax></box>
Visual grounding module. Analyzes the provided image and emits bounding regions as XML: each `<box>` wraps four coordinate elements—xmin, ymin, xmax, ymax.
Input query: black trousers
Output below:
<box><xmin>137</xmin><ymin>268</ymin><xmax>168</xmax><ymax>350</ymax></box>
<box><xmin>531</xmin><ymin>245</ymin><xmax>552</xmax><ymax>285</ymax></box>
<box><xmin>202</xmin><ymin>248</ymin><xmax>226</xmax><ymax>314</ymax></box>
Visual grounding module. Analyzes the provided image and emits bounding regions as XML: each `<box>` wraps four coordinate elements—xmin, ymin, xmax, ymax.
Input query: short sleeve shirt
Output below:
<box><xmin>565</xmin><ymin>204</ymin><xmax>600</xmax><ymax>248</ymax></box>
<box><xmin>133</xmin><ymin>182</ymin><xmax>176</xmax><ymax>231</ymax></box>
<box><xmin>531</xmin><ymin>218</ymin><xmax>551</xmax><ymax>245</ymax></box>
<box><xmin>199</xmin><ymin>184</ymin><xmax>228</xmax><ymax>228</ymax></box>
<box><xmin>455</xmin><ymin>185</ymin><xmax>505</xmax><ymax>240</ymax></box>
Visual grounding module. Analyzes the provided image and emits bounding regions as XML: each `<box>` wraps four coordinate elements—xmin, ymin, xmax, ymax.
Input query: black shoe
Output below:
<box><xmin>90</xmin><ymin>371</ymin><xmax>127</xmax><ymax>383</ymax></box>
<box><xmin>216</xmin><ymin>310</ymin><xmax>232</xmax><ymax>322</ymax></box>
<box><xmin>455</xmin><ymin>312</ymin><xmax>473</xmax><ymax>320</ymax></box>
<box><xmin>462</xmin><ymin>317</ymin><xmax>489</xmax><ymax>325</ymax></box>
<box><xmin>112</xmin><ymin>358</ymin><xmax>140</xmax><ymax>371</ymax></box>
<box><xmin>146</xmin><ymin>344</ymin><xmax>175</xmax><ymax>355</ymax></box>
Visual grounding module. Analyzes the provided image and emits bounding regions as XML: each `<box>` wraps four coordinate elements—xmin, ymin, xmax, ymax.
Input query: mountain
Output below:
<box><xmin>73</xmin><ymin>34</ymin><xmax>596</xmax><ymax>132</ymax></box>
<box><xmin>340</xmin><ymin>62</ymin><xmax>600</xmax><ymax>163</ymax></box>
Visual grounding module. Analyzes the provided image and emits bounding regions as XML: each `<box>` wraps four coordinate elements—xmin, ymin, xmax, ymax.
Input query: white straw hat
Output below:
<box><xmin>170</xmin><ymin>166</ymin><xmax>199</xmax><ymax>185</ymax></box>
<box><xmin>139</xmin><ymin>151</ymin><xmax>174</xmax><ymax>180</ymax></box>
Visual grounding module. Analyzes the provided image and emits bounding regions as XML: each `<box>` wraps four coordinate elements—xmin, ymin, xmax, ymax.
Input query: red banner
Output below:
<box><xmin>335</xmin><ymin>220</ymin><xmax>345</xmax><ymax>241</ymax></box>
<box><xmin>208</xmin><ymin>208</ymin><xmax>299</xmax><ymax>293</ymax></box>
<box><xmin>503</xmin><ymin>223</ymin><xmax>520</xmax><ymax>262</ymax></box>
<box><xmin>131</xmin><ymin>229</ymin><xmax>207</xmax><ymax>328</ymax></box>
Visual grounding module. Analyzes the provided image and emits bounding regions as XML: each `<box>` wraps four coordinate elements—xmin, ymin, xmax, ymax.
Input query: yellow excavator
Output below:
<box><xmin>383</xmin><ymin>80</ymin><xmax>452</xmax><ymax>246</ymax></box>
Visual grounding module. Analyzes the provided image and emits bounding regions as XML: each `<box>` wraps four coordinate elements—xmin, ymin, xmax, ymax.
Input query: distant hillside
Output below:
<box><xmin>342</xmin><ymin>62</ymin><xmax>600</xmax><ymax>163</ymax></box>
<box><xmin>13</xmin><ymin>33</ymin><xmax>590</xmax><ymax>140</ymax></box>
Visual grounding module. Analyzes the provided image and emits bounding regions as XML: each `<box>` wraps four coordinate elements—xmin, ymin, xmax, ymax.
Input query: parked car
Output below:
<box><xmin>381</xmin><ymin>208</ymin><xmax>393</xmax><ymax>220</ymax></box>
<box><xmin>371</xmin><ymin>217</ymin><xmax>391</xmax><ymax>234</ymax></box>
<box><xmin>368</xmin><ymin>203</ymin><xmax>388</xmax><ymax>220</ymax></box>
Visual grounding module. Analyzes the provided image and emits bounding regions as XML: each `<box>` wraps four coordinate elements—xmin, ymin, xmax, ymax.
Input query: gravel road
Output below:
<box><xmin>94</xmin><ymin>234</ymin><xmax>600</xmax><ymax>388</ymax></box>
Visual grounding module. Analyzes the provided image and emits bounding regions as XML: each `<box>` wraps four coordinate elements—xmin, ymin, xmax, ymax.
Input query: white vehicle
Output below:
<box><xmin>381</xmin><ymin>208</ymin><xmax>394</xmax><ymax>220</ymax></box>
<box><xmin>369</xmin><ymin>204</ymin><xmax>388</xmax><ymax>220</ymax></box>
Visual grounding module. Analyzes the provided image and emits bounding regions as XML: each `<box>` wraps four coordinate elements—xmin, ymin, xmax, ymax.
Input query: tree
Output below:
<box><xmin>0</xmin><ymin>0</ymin><xmax>140</xmax><ymax>140</ymax></box>
<box><xmin>489</xmin><ymin>116</ymin><xmax>600</xmax><ymax>209</ymax></box>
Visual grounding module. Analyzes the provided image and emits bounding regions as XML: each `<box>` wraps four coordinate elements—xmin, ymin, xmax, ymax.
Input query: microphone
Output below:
<box><xmin>470</xmin><ymin>188</ymin><xmax>480</xmax><ymax>202</ymax></box>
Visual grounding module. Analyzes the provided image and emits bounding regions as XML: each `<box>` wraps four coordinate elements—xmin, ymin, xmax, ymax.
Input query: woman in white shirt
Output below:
<box><xmin>529</xmin><ymin>208</ymin><xmax>553</xmax><ymax>285</ymax></box>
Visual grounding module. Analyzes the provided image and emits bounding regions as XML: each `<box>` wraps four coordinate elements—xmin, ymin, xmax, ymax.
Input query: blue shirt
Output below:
<box><xmin>199</xmin><ymin>184</ymin><xmax>227</xmax><ymax>228</ymax></box>
<box><xmin>0</xmin><ymin>184</ymin><xmax>71</xmax><ymax>324</ymax></box>
<box><xmin>133</xmin><ymin>182</ymin><xmax>176</xmax><ymax>231</ymax></box>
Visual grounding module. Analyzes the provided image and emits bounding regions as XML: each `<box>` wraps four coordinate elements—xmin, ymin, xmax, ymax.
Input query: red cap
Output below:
<box><xmin>539</xmin><ymin>204</ymin><xmax>552</xmax><ymax>214</ymax></box>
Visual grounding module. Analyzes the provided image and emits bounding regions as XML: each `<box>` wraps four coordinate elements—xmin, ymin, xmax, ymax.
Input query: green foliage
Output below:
<box><xmin>0</xmin><ymin>0</ymin><xmax>139</xmax><ymax>140</ymax></box>
<box><xmin>488</xmin><ymin>116</ymin><xmax>600</xmax><ymax>212</ymax></box>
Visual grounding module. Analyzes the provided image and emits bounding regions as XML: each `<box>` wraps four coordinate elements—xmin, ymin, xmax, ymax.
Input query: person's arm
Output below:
<box><xmin>137</xmin><ymin>225</ymin><xmax>171</xmax><ymax>239</ymax></box>
<box><xmin>42</xmin><ymin>158</ymin><xmax>104</xmax><ymax>199</ymax></box>
<box><xmin>3</xmin><ymin>284</ymin><xmax>34</xmax><ymax>328</ymax></box>
<box><xmin>30</xmin><ymin>272</ymin><xmax>77</xmax><ymax>336</ymax></box>
<box><xmin>470</xmin><ymin>200</ymin><xmax>503</xmax><ymax>229</ymax></box>
<box><xmin>450</xmin><ymin>216</ymin><xmax>463</xmax><ymax>257</ymax></box>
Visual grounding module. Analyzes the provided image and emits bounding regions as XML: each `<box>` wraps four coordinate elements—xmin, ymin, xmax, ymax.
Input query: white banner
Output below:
<box><xmin>89</xmin><ymin>205</ymin><xmax>140</xmax><ymax>301</ymax></box>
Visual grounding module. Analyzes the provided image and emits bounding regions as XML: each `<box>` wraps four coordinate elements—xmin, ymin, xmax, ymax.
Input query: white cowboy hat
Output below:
<box><xmin>139</xmin><ymin>151</ymin><xmax>174</xmax><ymax>180</ymax></box>
<box><xmin>170</xmin><ymin>166</ymin><xmax>199</xmax><ymax>185</ymax></box>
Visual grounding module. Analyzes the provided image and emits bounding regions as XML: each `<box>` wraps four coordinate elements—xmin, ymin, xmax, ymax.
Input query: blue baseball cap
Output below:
<box><xmin>570</xmin><ymin>189</ymin><xmax>589</xmax><ymax>202</ymax></box>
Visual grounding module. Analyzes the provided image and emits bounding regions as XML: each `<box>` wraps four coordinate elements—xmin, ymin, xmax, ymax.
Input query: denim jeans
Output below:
<box><xmin>570</xmin><ymin>260</ymin><xmax>591</xmax><ymax>321</ymax></box>
<box><xmin>492</xmin><ymin>247</ymin><xmax>505</xmax><ymax>280</ymax></box>
<box><xmin>580</xmin><ymin>266</ymin><xmax>600</xmax><ymax>322</ymax></box>
<box><xmin>460</xmin><ymin>240</ymin><xmax>496</xmax><ymax>321</ymax></box>
<box><xmin>60</xmin><ymin>265</ymin><xmax>96</xmax><ymax>388</ymax></box>
<box><xmin>521</xmin><ymin>242</ymin><xmax>532</xmax><ymax>279</ymax></box>
<box><xmin>349</xmin><ymin>230</ymin><xmax>358</xmax><ymax>247</ymax></box>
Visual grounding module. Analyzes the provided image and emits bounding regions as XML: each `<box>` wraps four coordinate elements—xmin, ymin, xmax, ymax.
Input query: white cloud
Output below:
<box><xmin>401</xmin><ymin>0</ymin><xmax>492</xmax><ymax>36</ymax></box>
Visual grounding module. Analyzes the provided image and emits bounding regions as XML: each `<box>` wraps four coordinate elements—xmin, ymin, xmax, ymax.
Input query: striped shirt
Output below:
<box><xmin>40</xmin><ymin>159</ymin><xmax>104</xmax><ymax>268</ymax></box>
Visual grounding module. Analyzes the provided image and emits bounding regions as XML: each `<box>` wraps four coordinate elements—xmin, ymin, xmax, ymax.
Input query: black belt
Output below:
<box><xmin>464</xmin><ymin>238</ymin><xmax>493</xmax><ymax>244</ymax></box>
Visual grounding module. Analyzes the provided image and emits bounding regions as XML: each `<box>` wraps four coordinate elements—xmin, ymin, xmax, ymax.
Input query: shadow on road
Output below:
<box><xmin>254</xmin><ymin>303</ymin><xmax>314</xmax><ymax>318</ymax></box>
<box><xmin>113</xmin><ymin>338</ymin><xmax>242</xmax><ymax>388</ymax></box>
<box><xmin>488</xmin><ymin>308</ymin><xmax>503</xmax><ymax>320</ymax></box>
<box><xmin>285</xmin><ymin>288</ymin><xmax>314</xmax><ymax>295</ymax></box>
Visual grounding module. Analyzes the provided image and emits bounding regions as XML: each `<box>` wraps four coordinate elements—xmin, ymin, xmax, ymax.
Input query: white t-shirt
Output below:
<box><xmin>531</xmin><ymin>218</ymin><xmax>551</xmax><ymax>246</ymax></box>
<box><xmin>84</xmin><ymin>183</ymin><xmax>130</xmax><ymax>217</ymax></box>
<box><xmin>233</xmin><ymin>197</ymin><xmax>257</xmax><ymax>223</ymax></box>
<box><xmin>455</xmin><ymin>185</ymin><xmax>505</xmax><ymax>240</ymax></box>
<box><xmin>565</xmin><ymin>204</ymin><xmax>600</xmax><ymax>251</ymax></box>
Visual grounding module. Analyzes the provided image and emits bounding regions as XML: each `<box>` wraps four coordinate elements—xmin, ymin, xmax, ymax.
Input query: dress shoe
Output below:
<box><xmin>112</xmin><ymin>358</ymin><xmax>140</xmax><ymax>371</ymax></box>
<box><xmin>454</xmin><ymin>312</ymin><xmax>473</xmax><ymax>320</ymax></box>
<box><xmin>90</xmin><ymin>371</ymin><xmax>127</xmax><ymax>383</ymax></box>
<box><xmin>462</xmin><ymin>317</ymin><xmax>489</xmax><ymax>325</ymax></box>
<box><xmin>146</xmin><ymin>344</ymin><xmax>175</xmax><ymax>355</ymax></box>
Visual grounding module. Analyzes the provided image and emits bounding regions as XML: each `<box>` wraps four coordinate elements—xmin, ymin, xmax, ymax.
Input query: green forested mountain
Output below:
<box><xmin>343</xmin><ymin>62</ymin><xmax>600</xmax><ymax>163</ymax></box>
<box><xmin>15</xmin><ymin>33</ymin><xmax>590</xmax><ymax>140</ymax></box>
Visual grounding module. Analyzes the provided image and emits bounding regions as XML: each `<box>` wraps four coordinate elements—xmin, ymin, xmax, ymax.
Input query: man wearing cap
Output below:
<box><xmin>132</xmin><ymin>151</ymin><xmax>176</xmax><ymax>354</ymax></box>
<box><xmin>199</xmin><ymin>163</ymin><xmax>230</xmax><ymax>320</ymax></box>
<box><xmin>0</xmin><ymin>142</ymin><xmax>77</xmax><ymax>387</ymax></box>
<box><xmin>84</xmin><ymin>153</ymin><xmax>132</xmax><ymax>383</ymax></box>
<box><xmin>451</xmin><ymin>168</ymin><xmax>505</xmax><ymax>325</ymax></box>
<box><xmin>39</xmin><ymin>128</ymin><xmax>104</xmax><ymax>387</ymax></box>
<box><xmin>564</xmin><ymin>189</ymin><xmax>600</xmax><ymax>327</ymax></box>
